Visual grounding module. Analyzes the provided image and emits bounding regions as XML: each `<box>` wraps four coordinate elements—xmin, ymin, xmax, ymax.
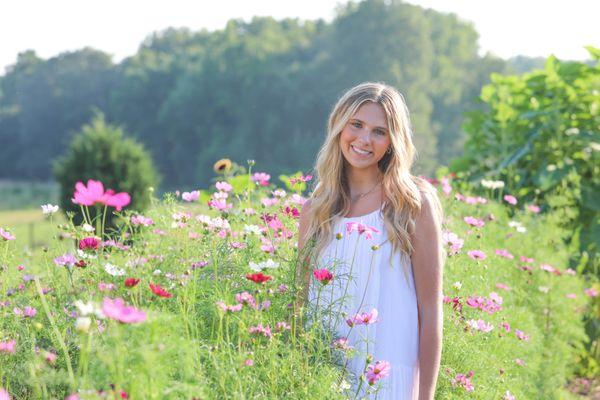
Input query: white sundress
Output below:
<box><xmin>307</xmin><ymin>205</ymin><xmax>420</xmax><ymax>400</ymax></box>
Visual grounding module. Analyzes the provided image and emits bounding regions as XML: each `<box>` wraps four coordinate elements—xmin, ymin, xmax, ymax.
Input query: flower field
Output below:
<box><xmin>0</xmin><ymin>166</ymin><xmax>596</xmax><ymax>399</ymax></box>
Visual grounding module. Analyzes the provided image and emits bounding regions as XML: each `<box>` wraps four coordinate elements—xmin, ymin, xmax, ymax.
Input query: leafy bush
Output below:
<box><xmin>451</xmin><ymin>46</ymin><xmax>600</xmax><ymax>275</ymax></box>
<box><xmin>53</xmin><ymin>113</ymin><xmax>159</xmax><ymax>230</ymax></box>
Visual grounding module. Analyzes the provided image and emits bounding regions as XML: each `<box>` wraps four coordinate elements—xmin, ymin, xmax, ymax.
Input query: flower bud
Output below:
<box><xmin>75</xmin><ymin>317</ymin><xmax>92</xmax><ymax>333</ymax></box>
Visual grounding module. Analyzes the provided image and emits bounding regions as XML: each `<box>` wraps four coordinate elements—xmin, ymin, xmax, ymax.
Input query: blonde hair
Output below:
<box><xmin>303</xmin><ymin>82</ymin><xmax>444</xmax><ymax>284</ymax></box>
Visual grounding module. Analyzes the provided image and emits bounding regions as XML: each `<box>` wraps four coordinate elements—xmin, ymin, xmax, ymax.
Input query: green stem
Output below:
<box><xmin>33</xmin><ymin>276</ymin><xmax>75</xmax><ymax>389</ymax></box>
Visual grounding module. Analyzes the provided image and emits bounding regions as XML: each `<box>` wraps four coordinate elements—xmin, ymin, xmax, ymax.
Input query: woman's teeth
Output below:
<box><xmin>351</xmin><ymin>145</ymin><xmax>371</xmax><ymax>155</ymax></box>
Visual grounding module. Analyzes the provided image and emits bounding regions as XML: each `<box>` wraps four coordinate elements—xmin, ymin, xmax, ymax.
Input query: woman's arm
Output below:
<box><xmin>411</xmin><ymin>192</ymin><xmax>444</xmax><ymax>400</ymax></box>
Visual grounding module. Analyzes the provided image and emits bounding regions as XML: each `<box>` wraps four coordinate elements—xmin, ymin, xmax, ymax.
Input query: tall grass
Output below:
<box><xmin>0</xmin><ymin>171</ymin><xmax>595</xmax><ymax>399</ymax></box>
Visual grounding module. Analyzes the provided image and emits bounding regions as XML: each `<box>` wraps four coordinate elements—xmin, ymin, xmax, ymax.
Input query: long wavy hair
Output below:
<box><xmin>303</xmin><ymin>82</ymin><xmax>444</xmax><ymax>284</ymax></box>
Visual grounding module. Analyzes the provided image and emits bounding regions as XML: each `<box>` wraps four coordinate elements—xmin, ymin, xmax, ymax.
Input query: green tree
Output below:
<box><xmin>53</xmin><ymin>113</ymin><xmax>159</xmax><ymax>229</ymax></box>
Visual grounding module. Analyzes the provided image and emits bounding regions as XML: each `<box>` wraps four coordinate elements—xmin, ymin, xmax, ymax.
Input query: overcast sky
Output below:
<box><xmin>1</xmin><ymin>0</ymin><xmax>598</xmax><ymax>74</ymax></box>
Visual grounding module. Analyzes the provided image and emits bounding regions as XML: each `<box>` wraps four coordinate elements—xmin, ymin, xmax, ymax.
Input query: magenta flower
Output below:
<box><xmin>79</xmin><ymin>237</ymin><xmax>100</xmax><ymax>251</ymax></box>
<box><xmin>527</xmin><ymin>204</ymin><xmax>541</xmax><ymax>213</ymax></box>
<box><xmin>102</xmin><ymin>298</ymin><xmax>146</xmax><ymax>324</ymax></box>
<box><xmin>346</xmin><ymin>222</ymin><xmax>380</xmax><ymax>239</ymax></box>
<box><xmin>503</xmin><ymin>195</ymin><xmax>518</xmax><ymax>205</ymax></box>
<box><xmin>0</xmin><ymin>228</ymin><xmax>15</xmax><ymax>241</ymax></box>
<box><xmin>313</xmin><ymin>268</ymin><xmax>333</xmax><ymax>285</ymax></box>
<box><xmin>346</xmin><ymin>308</ymin><xmax>379</xmax><ymax>327</ymax></box>
<box><xmin>365</xmin><ymin>360</ymin><xmax>391</xmax><ymax>385</ymax></box>
<box><xmin>467</xmin><ymin>250</ymin><xmax>487</xmax><ymax>260</ymax></box>
<box><xmin>463</xmin><ymin>216</ymin><xmax>485</xmax><ymax>228</ymax></box>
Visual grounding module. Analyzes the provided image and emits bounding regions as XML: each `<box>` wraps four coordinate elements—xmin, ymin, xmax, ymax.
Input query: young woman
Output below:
<box><xmin>296</xmin><ymin>82</ymin><xmax>444</xmax><ymax>399</ymax></box>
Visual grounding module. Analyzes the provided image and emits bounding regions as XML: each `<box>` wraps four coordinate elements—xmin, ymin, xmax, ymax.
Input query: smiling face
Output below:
<box><xmin>339</xmin><ymin>101</ymin><xmax>392</xmax><ymax>172</ymax></box>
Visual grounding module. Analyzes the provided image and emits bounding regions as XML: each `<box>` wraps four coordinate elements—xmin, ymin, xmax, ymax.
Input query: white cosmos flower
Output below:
<box><xmin>41</xmin><ymin>204</ymin><xmax>59</xmax><ymax>215</ymax></box>
<box><xmin>104</xmin><ymin>263</ymin><xmax>125</xmax><ymax>277</ymax></box>
<box><xmin>77</xmin><ymin>249</ymin><xmax>97</xmax><ymax>260</ymax></box>
<box><xmin>244</xmin><ymin>224</ymin><xmax>262</xmax><ymax>235</ymax></box>
<box><xmin>82</xmin><ymin>223</ymin><xmax>95</xmax><ymax>233</ymax></box>
<box><xmin>248</xmin><ymin>259</ymin><xmax>279</xmax><ymax>272</ymax></box>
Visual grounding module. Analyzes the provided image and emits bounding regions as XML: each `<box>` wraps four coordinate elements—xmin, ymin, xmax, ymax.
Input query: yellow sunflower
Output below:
<box><xmin>213</xmin><ymin>158</ymin><xmax>232</xmax><ymax>174</ymax></box>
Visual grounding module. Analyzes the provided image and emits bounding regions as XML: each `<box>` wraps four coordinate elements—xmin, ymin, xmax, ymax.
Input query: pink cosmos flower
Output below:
<box><xmin>441</xmin><ymin>177</ymin><xmax>452</xmax><ymax>195</ymax></box>
<box><xmin>566</xmin><ymin>293</ymin><xmax>577</xmax><ymax>299</ymax></box>
<box><xmin>0</xmin><ymin>388</ymin><xmax>9</xmax><ymax>400</ymax></box>
<box><xmin>72</xmin><ymin>179</ymin><xmax>131</xmax><ymax>211</ymax></box>
<box><xmin>515</xmin><ymin>329</ymin><xmax>530</xmax><ymax>341</ymax></box>
<box><xmin>366</xmin><ymin>360</ymin><xmax>391</xmax><ymax>385</ymax></box>
<box><xmin>585</xmin><ymin>288</ymin><xmax>599</xmax><ymax>298</ymax></box>
<box><xmin>346</xmin><ymin>308</ymin><xmax>379</xmax><ymax>327</ymax></box>
<box><xmin>215</xmin><ymin>301</ymin><xmax>243</xmax><ymax>313</ymax></box>
<box><xmin>467</xmin><ymin>250</ymin><xmax>486</xmax><ymax>260</ymax></box>
<box><xmin>181</xmin><ymin>190</ymin><xmax>200</xmax><ymax>202</ymax></box>
<box><xmin>467</xmin><ymin>319</ymin><xmax>494</xmax><ymax>332</ymax></box>
<box><xmin>244</xmin><ymin>359</ymin><xmax>254</xmax><ymax>367</ymax></box>
<box><xmin>495</xmin><ymin>249</ymin><xmax>514</xmax><ymax>259</ymax></box>
<box><xmin>520</xmin><ymin>256</ymin><xmax>535</xmax><ymax>263</ymax></box>
<box><xmin>495</xmin><ymin>283</ymin><xmax>511</xmax><ymax>291</ymax></box>
<box><xmin>208</xmin><ymin>198</ymin><xmax>232</xmax><ymax>211</ymax></box>
<box><xmin>252</xmin><ymin>172</ymin><xmax>271</xmax><ymax>186</ymax></box>
<box><xmin>451</xmin><ymin>371</ymin><xmax>474</xmax><ymax>392</ymax></box>
<box><xmin>23</xmin><ymin>306</ymin><xmax>37</xmax><ymax>318</ymax></box>
<box><xmin>442</xmin><ymin>231</ymin><xmax>464</xmax><ymax>255</ymax></box>
<box><xmin>102</xmin><ymin>298</ymin><xmax>146</xmax><ymax>324</ymax></box>
<box><xmin>332</xmin><ymin>337</ymin><xmax>353</xmax><ymax>351</ymax></box>
<box><xmin>501</xmin><ymin>322</ymin><xmax>511</xmax><ymax>332</ymax></box>
<box><xmin>131</xmin><ymin>215</ymin><xmax>154</xmax><ymax>226</ymax></box>
<box><xmin>465</xmin><ymin>296</ymin><xmax>502</xmax><ymax>314</ymax></box>
<box><xmin>463</xmin><ymin>216</ymin><xmax>485</xmax><ymax>228</ymax></box>
<box><xmin>527</xmin><ymin>204</ymin><xmax>541</xmax><ymax>213</ymax></box>
<box><xmin>346</xmin><ymin>222</ymin><xmax>380</xmax><ymax>239</ymax></box>
<box><xmin>54</xmin><ymin>253</ymin><xmax>77</xmax><ymax>267</ymax></box>
<box><xmin>313</xmin><ymin>268</ymin><xmax>333</xmax><ymax>285</ymax></box>
<box><xmin>515</xmin><ymin>358</ymin><xmax>526</xmax><ymax>366</ymax></box>
<box><xmin>0</xmin><ymin>228</ymin><xmax>15</xmax><ymax>241</ymax></box>
<box><xmin>503</xmin><ymin>390</ymin><xmax>516</xmax><ymax>400</ymax></box>
<box><xmin>503</xmin><ymin>195</ymin><xmax>518</xmax><ymax>205</ymax></box>
<box><xmin>261</xmin><ymin>197</ymin><xmax>279</xmax><ymax>207</ymax></box>
<box><xmin>0</xmin><ymin>339</ymin><xmax>16</xmax><ymax>354</ymax></box>
<box><xmin>249</xmin><ymin>323</ymin><xmax>272</xmax><ymax>338</ymax></box>
<box><xmin>216</xmin><ymin>181</ymin><xmax>233</xmax><ymax>192</ymax></box>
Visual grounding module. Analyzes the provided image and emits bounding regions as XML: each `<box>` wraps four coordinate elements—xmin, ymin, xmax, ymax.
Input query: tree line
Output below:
<box><xmin>0</xmin><ymin>0</ymin><xmax>513</xmax><ymax>190</ymax></box>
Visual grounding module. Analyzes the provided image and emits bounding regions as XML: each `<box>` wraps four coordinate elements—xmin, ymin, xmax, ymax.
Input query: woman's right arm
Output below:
<box><xmin>294</xmin><ymin>199</ymin><xmax>313</xmax><ymax>313</ymax></box>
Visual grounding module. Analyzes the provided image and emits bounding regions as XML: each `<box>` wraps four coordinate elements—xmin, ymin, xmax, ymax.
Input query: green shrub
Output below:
<box><xmin>53</xmin><ymin>112</ymin><xmax>159</xmax><ymax>230</ymax></box>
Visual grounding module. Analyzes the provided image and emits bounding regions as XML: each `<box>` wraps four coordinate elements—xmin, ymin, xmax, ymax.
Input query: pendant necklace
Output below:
<box><xmin>350</xmin><ymin>180</ymin><xmax>382</xmax><ymax>202</ymax></box>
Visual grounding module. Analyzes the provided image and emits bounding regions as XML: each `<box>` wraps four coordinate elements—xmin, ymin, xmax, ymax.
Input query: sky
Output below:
<box><xmin>1</xmin><ymin>0</ymin><xmax>598</xmax><ymax>75</ymax></box>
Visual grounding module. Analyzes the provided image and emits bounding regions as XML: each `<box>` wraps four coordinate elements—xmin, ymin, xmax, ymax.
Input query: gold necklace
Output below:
<box><xmin>350</xmin><ymin>181</ymin><xmax>381</xmax><ymax>202</ymax></box>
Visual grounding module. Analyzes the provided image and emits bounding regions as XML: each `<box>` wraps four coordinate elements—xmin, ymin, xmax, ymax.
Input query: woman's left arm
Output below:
<box><xmin>411</xmin><ymin>193</ymin><xmax>444</xmax><ymax>400</ymax></box>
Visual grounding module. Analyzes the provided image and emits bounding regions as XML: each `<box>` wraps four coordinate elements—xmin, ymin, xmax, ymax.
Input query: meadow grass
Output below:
<box><xmin>0</xmin><ymin>173</ymin><xmax>595</xmax><ymax>399</ymax></box>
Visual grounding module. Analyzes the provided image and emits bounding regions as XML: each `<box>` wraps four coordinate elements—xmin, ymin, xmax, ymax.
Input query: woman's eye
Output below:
<box><xmin>352</xmin><ymin>122</ymin><xmax>361</xmax><ymax>128</ymax></box>
<box><xmin>375</xmin><ymin>130</ymin><xmax>385</xmax><ymax>135</ymax></box>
